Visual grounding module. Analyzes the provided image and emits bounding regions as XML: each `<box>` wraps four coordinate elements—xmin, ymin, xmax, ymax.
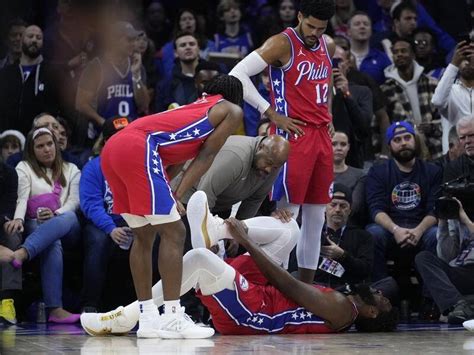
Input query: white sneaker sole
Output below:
<box><xmin>136</xmin><ymin>329</ymin><xmax>161</xmax><ymax>338</ymax></box>
<box><xmin>157</xmin><ymin>328</ymin><xmax>215</xmax><ymax>339</ymax></box>
<box><xmin>187</xmin><ymin>191</ymin><xmax>212</xmax><ymax>249</ymax></box>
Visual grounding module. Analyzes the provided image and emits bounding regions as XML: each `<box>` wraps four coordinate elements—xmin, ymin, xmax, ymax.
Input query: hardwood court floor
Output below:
<box><xmin>0</xmin><ymin>322</ymin><xmax>472</xmax><ymax>354</ymax></box>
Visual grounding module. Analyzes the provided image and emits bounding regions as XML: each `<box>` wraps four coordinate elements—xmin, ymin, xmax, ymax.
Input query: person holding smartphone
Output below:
<box><xmin>331</xmin><ymin>45</ymin><xmax>373</xmax><ymax>169</ymax></box>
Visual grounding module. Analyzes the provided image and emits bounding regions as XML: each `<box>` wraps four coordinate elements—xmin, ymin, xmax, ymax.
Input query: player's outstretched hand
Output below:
<box><xmin>225</xmin><ymin>218</ymin><xmax>248</xmax><ymax>244</ymax></box>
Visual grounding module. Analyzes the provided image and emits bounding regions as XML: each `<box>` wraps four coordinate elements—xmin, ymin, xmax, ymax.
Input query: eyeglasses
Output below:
<box><xmin>414</xmin><ymin>39</ymin><xmax>429</xmax><ymax>46</ymax></box>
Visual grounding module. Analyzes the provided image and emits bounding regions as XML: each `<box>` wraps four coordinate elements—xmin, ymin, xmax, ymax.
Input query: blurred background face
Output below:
<box><xmin>326</xmin><ymin>193</ymin><xmax>351</xmax><ymax>227</ymax></box>
<box><xmin>22</xmin><ymin>25</ymin><xmax>43</xmax><ymax>58</ymax></box>
<box><xmin>135</xmin><ymin>32</ymin><xmax>148</xmax><ymax>54</ymax></box>
<box><xmin>458</xmin><ymin>123</ymin><xmax>474</xmax><ymax>157</ymax></box>
<box><xmin>414</xmin><ymin>32</ymin><xmax>433</xmax><ymax>59</ymax></box>
<box><xmin>35</xmin><ymin>115</ymin><xmax>61</xmax><ymax>141</ymax></box>
<box><xmin>175</xmin><ymin>35</ymin><xmax>199</xmax><ymax>62</ymax></box>
<box><xmin>332</xmin><ymin>132</ymin><xmax>350</xmax><ymax>164</ymax></box>
<box><xmin>33</xmin><ymin>134</ymin><xmax>56</xmax><ymax>167</ymax></box>
<box><xmin>8</xmin><ymin>25</ymin><xmax>25</xmax><ymax>54</ymax></box>
<box><xmin>57</xmin><ymin>124</ymin><xmax>68</xmax><ymax>150</ymax></box>
<box><xmin>279</xmin><ymin>0</ymin><xmax>296</xmax><ymax>22</ymax></box>
<box><xmin>460</xmin><ymin>56</ymin><xmax>474</xmax><ymax>81</ymax></box>
<box><xmin>395</xmin><ymin>9</ymin><xmax>417</xmax><ymax>37</ymax></box>
<box><xmin>1</xmin><ymin>139</ymin><xmax>21</xmax><ymax>160</ymax></box>
<box><xmin>222</xmin><ymin>5</ymin><xmax>241</xmax><ymax>24</ymax></box>
<box><xmin>392</xmin><ymin>41</ymin><xmax>414</xmax><ymax>70</ymax></box>
<box><xmin>147</xmin><ymin>2</ymin><xmax>165</xmax><ymax>26</ymax></box>
<box><xmin>348</xmin><ymin>14</ymin><xmax>371</xmax><ymax>42</ymax></box>
<box><xmin>179</xmin><ymin>11</ymin><xmax>196</xmax><ymax>33</ymax></box>
<box><xmin>336</xmin><ymin>0</ymin><xmax>352</xmax><ymax>9</ymax></box>
<box><xmin>117</xmin><ymin>33</ymin><xmax>136</xmax><ymax>57</ymax></box>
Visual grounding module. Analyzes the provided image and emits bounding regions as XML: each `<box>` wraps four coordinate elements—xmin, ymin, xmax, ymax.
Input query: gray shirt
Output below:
<box><xmin>182</xmin><ymin>135</ymin><xmax>279</xmax><ymax>220</ymax></box>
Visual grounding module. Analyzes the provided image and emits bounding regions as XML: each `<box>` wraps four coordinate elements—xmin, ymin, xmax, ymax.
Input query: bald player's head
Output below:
<box><xmin>253</xmin><ymin>135</ymin><xmax>289</xmax><ymax>178</ymax></box>
<box><xmin>22</xmin><ymin>25</ymin><xmax>43</xmax><ymax>59</ymax></box>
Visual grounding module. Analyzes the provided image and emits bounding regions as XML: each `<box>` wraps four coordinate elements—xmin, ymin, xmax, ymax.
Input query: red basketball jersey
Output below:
<box><xmin>121</xmin><ymin>94</ymin><xmax>223</xmax><ymax>166</ymax></box>
<box><xmin>269</xmin><ymin>28</ymin><xmax>332</xmax><ymax>126</ymax></box>
<box><xmin>198</xmin><ymin>255</ymin><xmax>357</xmax><ymax>335</ymax></box>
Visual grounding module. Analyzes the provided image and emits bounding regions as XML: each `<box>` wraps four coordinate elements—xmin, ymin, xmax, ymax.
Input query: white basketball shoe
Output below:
<box><xmin>157</xmin><ymin>307</ymin><xmax>215</xmax><ymax>339</ymax></box>
<box><xmin>80</xmin><ymin>306</ymin><xmax>137</xmax><ymax>336</ymax></box>
<box><xmin>136</xmin><ymin>308</ymin><xmax>162</xmax><ymax>338</ymax></box>
<box><xmin>187</xmin><ymin>191</ymin><xmax>226</xmax><ymax>249</ymax></box>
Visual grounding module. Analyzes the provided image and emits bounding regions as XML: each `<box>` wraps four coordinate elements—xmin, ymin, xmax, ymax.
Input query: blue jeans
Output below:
<box><xmin>82</xmin><ymin>223</ymin><xmax>117</xmax><ymax>308</ymax></box>
<box><xmin>22</xmin><ymin>211</ymin><xmax>81</xmax><ymax>308</ymax></box>
<box><xmin>366</xmin><ymin>223</ymin><xmax>437</xmax><ymax>282</ymax></box>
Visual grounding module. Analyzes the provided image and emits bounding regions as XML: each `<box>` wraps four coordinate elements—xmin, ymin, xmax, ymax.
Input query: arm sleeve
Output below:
<box><xmin>345</xmin><ymin>86</ymin><xmax>373</xmax><ymax>139</ymax></box>
<box><xmin>56</xmin><ymin>164</ymin><xmax>81</xmax><ymax>214</ymax></box>
<box><xmin>339</xmin><ymin>230</ymin><xmax>374</xmax><ymax>280</ymax></box>
<box><xmin>79</xmin><ymin>160</ymin><xmax>117</xmax><ymax>234</ymax></box>
<box><xmin>196</xmin><ymin>150</ymin><xmax>244</xmax><ymax>210</ymax></box>
<box><xmin>431</xmin><ymin>64</ymin><xmax>459</xmax><ymax>119</ymax></box>
<box><xmin>0</xmin><ymin>166</ymin><xmax>18</xmax><ymax>227</ymax></box>
<box><xmin>235</xmin><ymin>174</ymin><xmax>276</xmax><ymax>220</ymax></box>
<box><xmin>14</xmin><ymin>163</ymin><xmax>32</xmax><ymax>221</ymax></box>
<box><xmin>229</xmin><ymin>51</ymin><xmax>271</xmax><ymax>114</ymax></box>
<box><xmin>365</xmin><ymin>165</ymin><xmax>389</xmax><ymax>221</ymax></box>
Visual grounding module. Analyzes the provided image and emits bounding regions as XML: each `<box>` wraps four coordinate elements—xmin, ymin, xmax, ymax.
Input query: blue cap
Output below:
<box><xmin>386</xmin><ymin>121</ymin><xmax>415</xmax><ymax>144</ymax></box>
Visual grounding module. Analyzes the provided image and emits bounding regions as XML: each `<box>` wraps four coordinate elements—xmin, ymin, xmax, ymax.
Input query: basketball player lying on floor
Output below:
<box><xmin>81</xmin><ymin>191</ymin><xmax>398</xmax><ymax>335</ymax></box>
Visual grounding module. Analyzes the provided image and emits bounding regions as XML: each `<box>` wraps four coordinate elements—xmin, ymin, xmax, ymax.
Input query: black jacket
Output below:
<box><xmin>0</xmin><ymin>61</ymin><xmax>60</xmax><ymax>135</ymax></box>
<box><xmin>0</xmin><ymin>162</ymin><xmax>18</xmax><ymax>229</ymax></box>
<box><xmin>314</xmin><ymin>225</ymin><xmax>374</xmax><ymax>288</ymax></box>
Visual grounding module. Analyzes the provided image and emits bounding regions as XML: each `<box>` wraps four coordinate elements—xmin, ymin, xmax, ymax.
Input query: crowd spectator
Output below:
<box><xmin>334</xmin><ymin>34</ymin><xmax>391</xmax><ymax>156</ymax></box>
<box><xmin>432</xmin><ymin>42</ymin><xmax>474</xmax><ymax>127</ymax></box>
<box><xmin>330</xmin><ymin>0</ymin><xmax>355</xmax><ymax>38</ymax></box>
<box><xmin>0</xmin><ymin>130</ymin><xmax>25</xmax><ymax>162</ymax></box>
<box><xmin>366</xmin><ymin>121</ymin><xmax>441</xmax><ymax>282</ymax></box>
<box><xmin>347</xmin><ymin>11</ymin><xmax>391</xmax><ymax>84</ymax></box>
<box><xmin>76</xmin><ymin>21</ymin><xmax>149</xmax><ymax>144</ymax></box>
<box><xmin>79</xmin><ymin>117</ymin><xmax>130</xmax><ymax>313</ymax></box>
<box><xmin>374</xmin><ymin>1</ymin><xmax>418</xmax><ymax>60</ymax></box>
<box><xmin>314</xmin><ymin>183</ymin><xmax>373</xmax><ymax>288</ymax></box>
<box><xmin>156</xmin><ymin>32</ymin><xmax>203</xmax><ymax>111</ymax></box>
<box><xmin>158</xmin><ymin>9</ymin><xmax>216</xmax><ymax>81</ymax></box>
<box><xmin>143</xmin><ymin>1</ymin><xmax>171</xmax><ymax>51</ymax></box>
<box><xmin>6</xmin><ymin>113</ymin><xmax>81</xmax><ymax>169</ymax></box>
<box><xmin>443</xmin><ymin>116</ymin><xmax>474</xmax><ymax>218</ymax></box>
<box><xmin>214</xmin><ymin>0</ymin><xmax>254</xmax><ymax>60</ymax></box>
<box><xmin>0</xmin><ymin>25</ymin><xmax>60</xmax><ymax>135</ymax></box>
<box><xmin>0</xmin><ymin>18</ymin><xmax>26</xmax><ymax>69</ymax></box>
<box><xmin>434</xmin><ymin>127</ymin><xmax>464</xmax><ymax>171</ymax></box>
<box><xmin>381</xmin><ymin>37</ymin><xmax>442</xmax><ymax>160</ymax></box>
<box><xmin>331</xmin><ymin>44</ymin><xmax>373</xmax><ymax>168</ymax></box>
<box><xmin>413</xmin><ymin>28</ymin><xmax>445</xmax><ymax>80</ymax></box>
<box><xmin>332</xmin><ymin>131</ymin><xmax>366</xmax><ymax>227</ymax></box>
<box><xmin>416</xmin><ymin>197</ymin><xmax>474</xmax><ymax>324</ymax></box>
<box><xmin>3</xmin><ymin>128</ymin><xmax>81</xmax><ymax>323</ymax></box>
<box><xmin>134</xmin><ymin>30</ymin><xmax>158</xmax><ymax>112</ymax></box>
<box><xmin>278</xmin><ymin>0</ymin><xmax>298</xmax><ymax>29</ymax></box>
<box><xmin>0</xmin><ymin>162</ymin><xmax>20</xmax><ymax>324</ymax></box>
